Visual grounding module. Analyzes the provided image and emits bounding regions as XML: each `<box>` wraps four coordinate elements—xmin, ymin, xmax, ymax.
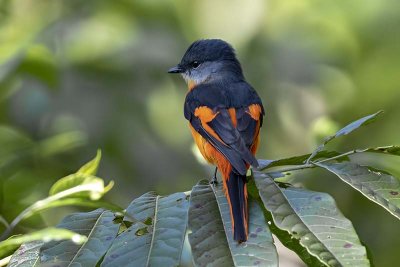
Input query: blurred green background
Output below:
<box><xmin>1</xmin><ymin>0</ymin><xmax>400</xmax><ymax>266</ymax></box>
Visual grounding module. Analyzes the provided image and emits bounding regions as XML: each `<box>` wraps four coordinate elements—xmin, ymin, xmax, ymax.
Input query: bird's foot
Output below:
<box><xmin>210</xmin><ymin>167</ymin><xmax>219</xmax><ymax>185</ymax></box>
<box><xmin>210</xmin><ymin>176</ymin><xmax>219</xmax><ymax>185</ymax></box>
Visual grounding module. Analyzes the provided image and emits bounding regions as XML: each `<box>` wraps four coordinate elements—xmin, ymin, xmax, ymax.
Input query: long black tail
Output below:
<box><xmin>226</xmin><ymin>172</ymin><xmax>248</xmax><ymax>242</ymax></box>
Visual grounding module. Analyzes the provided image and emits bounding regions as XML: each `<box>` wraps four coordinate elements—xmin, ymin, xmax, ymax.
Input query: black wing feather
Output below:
<box><xmin>207</xmin><ymin>109</ymin><xmax>258</xmax><ymax>167</ymax></box>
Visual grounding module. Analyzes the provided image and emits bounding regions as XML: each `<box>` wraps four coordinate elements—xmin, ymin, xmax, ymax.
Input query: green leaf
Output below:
<box><xmin>101</xmin><ymin>191</ymin><xmax>190</xmax><ymax>267</ymax></box>
<box><xmin>76</xmin><ymin>149</ymin><xmax>102</xmax><ymax>176</ymax></box>
<box><xmin>48</xmin><ymin>150</ymin><xmax>112</xmax><ymax>200</ymax></box>
<box><xmin>0</xmin><ymin>228</ymin><xmax>86</xmax><ymax>259</ymax></box>
<box><xmin>212</xmin><ymin>181</ymin><xmax>278</xmax><ymax>267</ymax></box>
<box><xmin>1</xmin><ymin>177</ymin><xmax>115</xmax><ymax>241</ymax></box>
<box><xmin>49</xmin><ymin>173</ymin><xmax>114</xmax><ymax>200</ymax></box>
<box><xmin>188</xmin><ymin>181</ymin><xmax>234</xmax><ymax>267</ymax></box>
<box><xmin>7</xmin><ymin>241</ymin><xmax>42</xmax><ymax>267</ymax></box>
<box><xmin>308</xmin><ymin>111</ymin><xmax>383</xmax><ymax>162</ymax></box>
<box><xmin>39</xmin><ymin>209</ymin><xmax>119</xmax><ymax>267</ymax></box>
<box><xmin>326</xmin><ymin>111</ymin><xmax>382</xmax><ymax>139</ymax></box>
<box><xmin>253</xmin><ymin>170</ymin><xmax>370</xmax><ymax>267</ymax></box>
<box><xmin>317</xmin><ymin>162</ymin><xmax>400</xmax><ymax>221</ymax></box>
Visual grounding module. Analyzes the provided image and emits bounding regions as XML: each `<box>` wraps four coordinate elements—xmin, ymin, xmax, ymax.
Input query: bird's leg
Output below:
<box><xmin>210</xmin><ymin>167</ymin><xmax>218</xmax><ymax>185</ymax></box>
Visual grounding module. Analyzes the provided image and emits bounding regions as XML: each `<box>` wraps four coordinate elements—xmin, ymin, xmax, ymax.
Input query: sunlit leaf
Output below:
<box><xmin>212</xmin><ymin>181</ymin><xmax>278</xmax><ymax>267</ymax></box>
<box><xmin>253</xmin><ymin>170</ymin><xmax>370</xmax><ymax>267</ymax></box>
<box><xmin>47</xmin><ymin>173</ymin><xmax>113</xmax><ymax>200</ymax></box>
<box><xmin>317</xmin><ymin>162</ymin><xmax>400</xmax><ymax>221</ymax></box>
<box><xmin>76</xmin><ymin>149</ymin><xmax>102</xmax><ymax>176</ymax></box>
<box><xmin>0</xmin><ymin>228</ymin><xmax>86</xmax><ymax>259</ymax></box>
<box><xmin>101</xmin><ymin>191</ymin><xmax>190</xmax><ymax>267</ymax></box>
<box><xmin>48</xmin><ymin>150</ymin><xmax>112</xmax><ymax>200</ymax></box>
<box><xmin>39</xmin><ymin>209</ymin><xmax>119</xmax><ymax>267</ymax></box>
<box><xmin>188</xmin><ymin>181</ymin><xmax>234</xmax><ymax>267</ymax></box>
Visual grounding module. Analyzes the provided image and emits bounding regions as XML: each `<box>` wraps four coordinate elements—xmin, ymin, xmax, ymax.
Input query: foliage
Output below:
<box><xmin>1</xmin><ymin>1</ymin><xmax>400</xmax><ymax>266</ymax></box>
<box><xmin>0</xmin><ymin>151</ymin><xmax>119</xmax><ymax>262</ymax></box>
<box><xmin>1</xmin><ymin>112</ymin><xmax>400</xmax><ymax>266</ymax></box>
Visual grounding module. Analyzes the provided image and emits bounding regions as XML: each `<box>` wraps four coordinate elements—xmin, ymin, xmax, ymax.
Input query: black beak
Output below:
<box><xmin>168</xmin><ymin>65</ymin><xmax>183</xmax><ymax>73</ymax></box>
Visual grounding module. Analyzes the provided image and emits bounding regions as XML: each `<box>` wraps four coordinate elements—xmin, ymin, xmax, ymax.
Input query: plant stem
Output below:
<box><xmin>261</xmin><ymin>149</ymin><xmax>361</xmax><ymax>175</ymax></box>
<box><xmin>262</xmin><ymin>164</ymin><xmax>316</xmax><ymax>174</ymax></box>
<box><xmin>0</xmin><ymin>184</ymin><xmax>100</xmax><ymax>241</ymax></box>
<box><xmin>316</xmin><ymin>150</ymin><xmax>358</xmax><ymax>163</ymax></box>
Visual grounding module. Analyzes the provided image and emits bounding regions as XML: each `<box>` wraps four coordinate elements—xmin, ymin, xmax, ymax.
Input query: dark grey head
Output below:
<box><xmin>168</xmin><ymin>39</ymin><xmax>244</xmax><ymax>86</ymax></box>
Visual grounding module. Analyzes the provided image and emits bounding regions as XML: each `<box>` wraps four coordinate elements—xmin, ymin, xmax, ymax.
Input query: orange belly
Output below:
<box><xmin>189</xmin><ymin>124</ymin><xmax>233</xmax><ymax>179</ymax></box>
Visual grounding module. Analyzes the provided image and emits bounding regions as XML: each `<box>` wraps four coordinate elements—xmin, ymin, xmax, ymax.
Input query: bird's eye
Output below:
<box><xmin>191</xmin><ymin>61</ymin><xmax>200</xmax><ymax>69</ymax></box>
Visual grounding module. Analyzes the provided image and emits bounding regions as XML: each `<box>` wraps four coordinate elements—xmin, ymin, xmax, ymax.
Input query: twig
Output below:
<box><xmin>262</xmin><ymin>164</ymin><xmax>316</xmax><ymax>174</ymax></box>
<box><xmin>316</xmin><ymin>150</ymin><xmax>358</xmax><ymax>164</ymax></box>
<box><xmin>261</xmin><ymin>149</ymin><xmax>362</xmax><ymax>175</ymax></box>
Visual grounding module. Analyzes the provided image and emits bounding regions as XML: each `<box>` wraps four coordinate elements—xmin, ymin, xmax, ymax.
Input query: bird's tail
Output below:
<box><xmin>225</xmin><ymin>171</ymin><xmax>248</xmax><ymax>242</ymax></box>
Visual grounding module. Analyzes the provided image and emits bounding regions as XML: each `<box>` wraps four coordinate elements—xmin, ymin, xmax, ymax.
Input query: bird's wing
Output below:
<box><xmin>184</xmin><ymin>82</ymin><xmax>264</xmax><ymax>175</ymax></box>
<box><xmin>189</xmin><ymin>105</ymin><xmax>262</xmax><ymax>175</ymax></box>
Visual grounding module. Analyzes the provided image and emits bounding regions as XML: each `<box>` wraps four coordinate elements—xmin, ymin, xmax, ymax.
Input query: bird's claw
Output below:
<box><xmin>210</xmin><ymin>177</ymin><xmax>218</xmax><ymax>185</ymax></box>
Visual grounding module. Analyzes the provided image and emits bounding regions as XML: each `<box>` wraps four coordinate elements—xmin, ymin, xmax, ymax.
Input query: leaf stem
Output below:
<box><xmin>316</xmin><ymin>150</ymin><xmax>358</xmax><ymax>164</ymax></box>
<box><xmin>262</xmin><ymin>164</ymin><xmax>316</xmax><ymax>174</ymax></box>
<box><xmin>262</xmin><ymin>149</ymin><xmax>361</xmax><ymax>175</ymax></box>
<box><xmin>0</xmin><ymin>255</ymin><xmax>11</xmax><ymax>267</ymax></box>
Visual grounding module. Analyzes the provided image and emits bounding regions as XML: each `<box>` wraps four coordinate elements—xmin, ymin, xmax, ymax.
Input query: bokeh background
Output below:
<box><xmin>1</xmin><ymin>0</ymin><xmax>400</xmax><ymax>266</ymax></box>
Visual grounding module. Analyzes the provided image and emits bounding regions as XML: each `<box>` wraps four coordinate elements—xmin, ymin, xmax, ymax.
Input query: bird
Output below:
<box><xmin>168</xmin><ymin>39</ymin><xmax>264</xmax><ymax>242</ymax></box>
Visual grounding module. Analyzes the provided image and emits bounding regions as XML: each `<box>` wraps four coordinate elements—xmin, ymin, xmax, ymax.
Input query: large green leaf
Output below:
<box><xmin>308</xmin><ymin>111</ymin><xmax>382</xmax><ymax>162</ymax></box>
<box><xmin>0</xmin><ymin>228</ymin><xmax>86</xmax><ymax>259</ymax></box>
<box><xmin>212</xmin><ymin>182</ymin><xmax>278</xmax><ymax>267</ymax></box>
<box><xmin>253</xmin><ymin>170</ymin><xmax>370</xmax><ymax>267</ymax></box>
<box><xmin>39</xmin><ymin>209</ymin><xmax>119</xmax><ymax>267</ymax></box>
<box><xmin>317</xmin><ymin>162</ymin><xmax>400</xmax><ymax>220</ymax></box>
<box><xmin>101</xmin><ymin>191</ymin><xmax>190</xmax><ymax>267</ymax></box>
<box><xmin>188</xmin><ymin>181</ymin><xmax>234</xmax><ymax>267</ymax></box>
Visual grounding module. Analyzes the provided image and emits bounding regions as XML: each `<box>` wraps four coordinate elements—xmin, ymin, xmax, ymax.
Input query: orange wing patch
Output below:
<box><xmin>228</xmin><ymin>108</ymin><xmax>237</xmax><ymax>127</ymax></box>
<box><xmin>194</xmin><ymin>107</ymin><xmax>224</xmax><ymax>144</ymax></box>
<box><xmin>247</xmin><ymin>104</ymin><xmax>262</xmax><ymax>121</ymax></box>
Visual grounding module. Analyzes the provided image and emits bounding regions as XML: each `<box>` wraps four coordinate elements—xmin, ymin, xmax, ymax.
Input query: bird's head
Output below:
<box><xmin>168</xmin><ymin>39</ymin><xmax>244</xmax><ymax>90</ymax></box>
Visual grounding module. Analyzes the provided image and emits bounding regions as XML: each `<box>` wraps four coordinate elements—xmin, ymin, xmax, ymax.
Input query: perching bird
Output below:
<box><xmin>168</xmin><ymin>39</ymin><xmax>264</xmax><ymax>242</ymax></box>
